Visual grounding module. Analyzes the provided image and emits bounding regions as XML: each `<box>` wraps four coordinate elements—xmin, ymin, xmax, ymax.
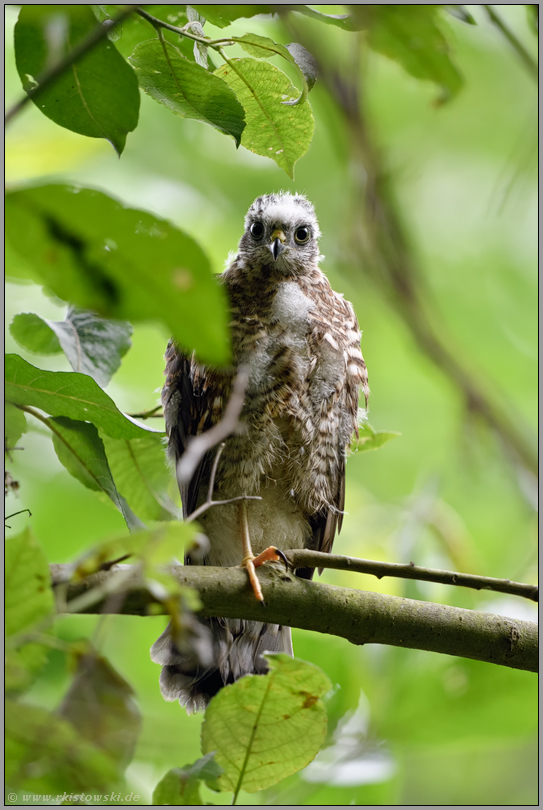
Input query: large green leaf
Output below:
<box><xmin>355</xmin><ymin>5</ymin><xmax>463</xmax><ymax>102</ymax></box>
<box><xmin>5</xmin><ymin>354</ymin><xmax>159</xmax><ymax>440</ymax></box>
<box><xmin>5</xmin><ymin>527</ymin><xmax>55</xmax><ymax>694</ymax></box>
<box><xmin>152</xmin><ymin>754</ymin><xmax>222</xmax><ymax>805</ymax></box>
<box><xmin>10</xmin><ymin>308</ymin><xmax>132</xmax><ymax>387</ymax></box>
<box><xmin>58</xmin><ymin>645</ymin><xmax>141</xmax><ymax>768</ymax></box>
<box><xmin>5</xmin><ymin>700</ymin><xmax>119</xmax><ymax>793</ymax></box>
<box><xmin>99</xmin><ymin>429</ymin><xmax>177</xmax><ymax>522</ymax></box>
<box><xmin>234</xmin><ymin>34</ymin><xmax>317</xmax><ymax>104</ymax></box>
<box><xmin>14</xmin><ymin>5</ymin><xmax>140</xmax><ymax>154</ymax></box>
<box><xmin>5</xmin><ymin>185</ymin><xmax>230</xmax><ymax>365</ymax></box>
<box><xmin>215</xmin><ymin>58</ymin><xmax>314</xmax><ymax>179</ymax></box>
<box><xmin>201</xmin><ymin>654</ymin><xmax>331</xmax><ymax>793</ymax></box>
<box><xmin>129</xmin><ymin>39</ymin><xmax>246</xmax><ymax>145</ymax></box>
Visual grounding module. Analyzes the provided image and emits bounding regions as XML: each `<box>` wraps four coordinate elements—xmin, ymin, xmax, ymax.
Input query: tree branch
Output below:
<box><xmin>50</xmin><ymin>564</ymin><xmax>538</xmax><ymax>673</ymax></box>
<box><xmin>284</xmin><ymin>550</ymin><xmax>538</xmax><ymax>602</ymax></box>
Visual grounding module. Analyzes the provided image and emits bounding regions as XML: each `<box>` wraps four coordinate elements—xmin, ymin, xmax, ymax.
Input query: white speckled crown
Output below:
<box><xmin>245</xmin><ymin>192</ymin><xmax>321</xmax><ymax>239</ymax></box>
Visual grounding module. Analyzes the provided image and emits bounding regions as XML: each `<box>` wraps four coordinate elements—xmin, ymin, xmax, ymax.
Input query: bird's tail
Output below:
<box><xmin>151</xmin><ymin>617</ymin><xmax>293</xmax><ymax>714</ymax></box>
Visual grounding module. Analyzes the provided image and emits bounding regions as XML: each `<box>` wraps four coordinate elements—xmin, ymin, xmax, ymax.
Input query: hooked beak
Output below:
<box><xmin>268</xmin><ymin>229</ymin><xmax>286</xmax><ymax>261</ymax></box>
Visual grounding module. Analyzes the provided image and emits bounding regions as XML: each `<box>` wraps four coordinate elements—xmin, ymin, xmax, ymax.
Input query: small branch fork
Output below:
<box><xmin>184</xmin><ymin>442</ymin><xmax>262</xmax><ymax>524</ymax></box>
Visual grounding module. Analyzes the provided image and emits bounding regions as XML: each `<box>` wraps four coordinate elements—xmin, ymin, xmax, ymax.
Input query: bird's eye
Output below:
<box><xmin>250</xmin><ymin>222</ymin><xmax>264</xmax><ymax>239</ymax></box>
<box><xmin>294</xmin><ymin>226</ymin><xmax>310</xmax><ymax>244</ymax></box>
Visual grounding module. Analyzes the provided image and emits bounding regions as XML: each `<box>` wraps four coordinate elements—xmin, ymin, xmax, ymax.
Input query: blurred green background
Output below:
<box><xmin>5</xmin><ymin>5</ymin><xmax>537</xmax><ymax>805</ymax></box>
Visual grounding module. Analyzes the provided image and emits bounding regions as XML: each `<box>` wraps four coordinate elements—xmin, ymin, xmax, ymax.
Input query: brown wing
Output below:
<box><xmin>297</xmin><ymin>288</ymin><xmax>368</xmax><ymax>580</ymax></box>
<box><xmin>162</xmin><ymin>341</ymin><xmax>217</xmax><ymax>519</ymax></box>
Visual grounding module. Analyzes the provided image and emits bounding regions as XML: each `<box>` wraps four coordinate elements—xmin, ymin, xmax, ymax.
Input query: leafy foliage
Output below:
<box><xmin>14</xmin><ymin>4</ymin><xmax>140</xmax><ymax>154</ymax></box>
<box><xmin>152</xmin><ymin>754</ymin><xmax>222</xmax><ymax>805</ymax></box>
<box><xmin>5</xmin><ymin>354</ymin><xmax>158</xmax><ymax>439</ymax></box>
<box><xmin>129</xmin><ymin>39</ymin><xmax>246</xmax><ymax>145</ymax></box>
<box><xmin>216</xmin><ymin>58</ymin><xmax>315</xmax><ymax>179</ymax></box>
<box><xmin>201</xmin><ymin>654</ymin><xmax>331</xmax><ymax>794</ymax></box>
<box><xmin>10</xmin><ymin>307</ymin><xmax>132</xmax><ymax>386</ymax></box>
<box><xmin>5</xmin><ymin>184</ymin><xmax>230</xmax><ymax>365</ymax></box>
<box><xmin>5</xmin><ymin>527</ymin><xmax>55</xmax><ymax>694</ymax></box>
<box><xmin>58</xmin><ymin>645</ymin><xmax>142</xmax><ymax>767</ymax></box>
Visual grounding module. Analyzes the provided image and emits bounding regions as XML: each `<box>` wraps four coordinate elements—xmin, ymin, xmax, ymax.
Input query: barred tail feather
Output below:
<box><xmin>151</xmin><ymin>618</ymin><xmax>293</xmax><ymax>714</ymax></box>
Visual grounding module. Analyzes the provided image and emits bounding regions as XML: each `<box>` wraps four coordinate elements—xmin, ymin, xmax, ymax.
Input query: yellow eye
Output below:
<box><xmin>294</xmin><ymin>226</ymin><xmax>310</xmax><ymax>244</ymax></box>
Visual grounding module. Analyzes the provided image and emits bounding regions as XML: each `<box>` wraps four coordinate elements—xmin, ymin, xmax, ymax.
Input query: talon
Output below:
<box><xmin>273</xmin><ymin>548</ymin><xmax>290</xmax><ymax>572</ymax></box>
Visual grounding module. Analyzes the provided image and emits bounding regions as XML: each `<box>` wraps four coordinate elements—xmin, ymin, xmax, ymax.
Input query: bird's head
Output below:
<box><xmin>238</xmin><ymin>192</ymin><xmax>321</xmax><ymax>277</ymax></box>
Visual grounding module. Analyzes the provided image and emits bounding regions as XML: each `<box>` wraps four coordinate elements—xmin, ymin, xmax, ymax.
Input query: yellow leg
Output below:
<box><xmin>238</xmin><ymin>500</ymin><xmax>287</xmax><ymax>602</ymax></box>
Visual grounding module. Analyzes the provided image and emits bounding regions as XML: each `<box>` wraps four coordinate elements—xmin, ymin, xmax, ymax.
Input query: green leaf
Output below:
<box><xmin>129</xmin><ymin>39</ymin><xmax>245</xmax><ymax>145</ymax></box>
<box><xmin>93</xmin><ymin>5</ymin><xmax>190</xmax><ymax>59</ymax></box>
<box><xmin>5</xmin><ymin>402</ymin><xmax>27</xmax><ymax>449</ymax></box>
<box><xmin>10</xmin><ymin>313</ymin><xmax>63</xmax><ymax>355</ymax></box>
<box><xmin>201</xmin><ymin>654</ymin><xmax>331</xmax><ymax>794</ymax></box>
<box><xmin>45</xmin><ymin>415</ymin><xmax>143</xmax><ymax>530</ymax></box>
<box><xmin>58</xmin><ymin>645</ymin><xmax>141</xmax><ymax>768</ymax></box>
<box><xmin>357</xmin><ymin>5</ymin><xmax>463</xmax><ymax>102</ymax></box>
<box><xmin>234</xmin><ymin>34</ymin><xmax>317</xmax><ymax>105</ymax></box>
<box><xmin>5</xmin><ymin>354</ymin><xmax>159</xmax><ymax>440</ymax></box>
<box><xmin>5</xmin><ymin>527</ymin><xmax>55</xmax><ymax>693</ymax></box>
<box><xmin>74</xmin><ymin>521</ymin><xmax>197</xmax><ymax>581</ymax></box>
<box><xmin>285</xmin><ymin>42</ymin><xmax>318</xmax><ymax>92</ymax></box>
<box><xmin>445</xmin><ymin>5</ymin><xmax>477</xmax><ymax>25</ymax></box>
<box><xmin>353</xmin><ymin>422</ymin><xmax>401</xmax><ymax>453</ymax></box>
<box><xmin>190</xmin><ymin>5</ymin><xmax>272</xmax><ymax>28</ymax></box>
<box><xmin>5</xmin><ymin>700</ymin><xmax>119</xmax><ymax>792</ymax></box>
<box><xmin>215</xmin><ymin>58</ymin><xmax>315</xmax><ymax>179</ymax></box>
<box><xmin>152</xmin><ymin>754</ymin><xmax>223</xmax><ymax>805</ymax></box>
<box><xmin>5</xmin><ymin>185</ymin><xmax>231</xmax><ymax>366</ymax></box>
<box><xmin>99</xmin><ymin>429</ymin><xmax>177</xmax><ymax>522</ymax></box>
<box><xmin>293</xmin><ymin>6</ymin><xmax>364</xmax><ymax>31</ymax></box>
<box><xmin>14</xmin><ymin>5</ymin><xmax>140</xmax><ymax>155</ymax></box>
<box><xmin>10</xmin><ymin>308</ymin><xmax>132</xmax><ymax>387</ymax></box>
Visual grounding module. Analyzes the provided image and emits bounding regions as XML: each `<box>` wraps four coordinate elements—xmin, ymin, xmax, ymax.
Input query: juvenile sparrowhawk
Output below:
<box><xmin>151</xmin><ymin>192</ymin><xmax>369</xmax><ymax>712</ymax></box>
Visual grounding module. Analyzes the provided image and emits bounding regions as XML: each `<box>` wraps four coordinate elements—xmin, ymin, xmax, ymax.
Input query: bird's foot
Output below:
<box><xmin>241</xmin><ymin>547</ymin><xmax>289</xmax><ymax>602</ymax></box>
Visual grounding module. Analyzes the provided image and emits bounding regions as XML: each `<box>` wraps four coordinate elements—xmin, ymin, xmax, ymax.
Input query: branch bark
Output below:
<box><xmin>284</xmin><ymin>550</ymin><xmax>538</xmax><ymax>602</ymax></box>
<box><xmin>50</xmin><ymin>563</ymin><xmax>538</xmax><ymax>673</ymax></box>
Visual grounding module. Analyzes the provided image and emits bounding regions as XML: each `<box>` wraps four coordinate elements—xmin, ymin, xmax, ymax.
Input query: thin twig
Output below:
<box><xmin>484</xmin><ymin>5</ymin><xmax>538</xmax><ymax>80</ymax></box>
<box><xmin>285</xmin><ymin>549</ymin><xmax>538</xmax><ymax>602</ymax></box>
<box><xmin>135</xmin><ymin>7</ymin><xmax>234</xmax><ymax>47</ymax></box>
<box><xmin>185</xmin><ymin>442</ymin><xmax>262</xmax><ymax>523</ymax></box>
<box><xmin>176</xmin><ymin>367</ymin><xmax>249</xmax><ymax>485</ymax></box>
<box><xmin>126</xmin><ymin>405</ymin><xmax>164</xmax><ymax>419</ymax></box>
<box><xmin>5</xmin><ymin>5</ymin><xmax>139</xmax><ymax>126</ymax></box>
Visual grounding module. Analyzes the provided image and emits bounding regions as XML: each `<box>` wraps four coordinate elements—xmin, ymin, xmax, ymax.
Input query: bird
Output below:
<box><xmin>151</xmin><ymin>192</ymin><xmax>369</xmax><ymax>713</ymax></box>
